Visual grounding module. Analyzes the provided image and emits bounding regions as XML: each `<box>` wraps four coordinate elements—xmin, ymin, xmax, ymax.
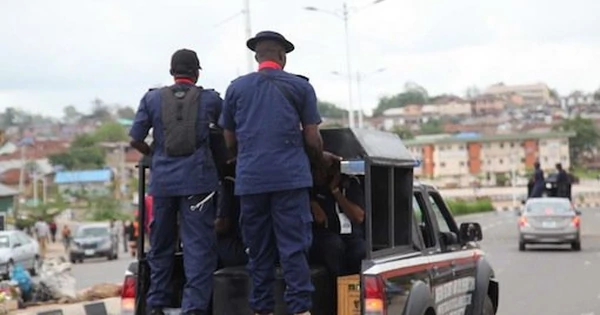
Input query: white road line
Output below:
<box><xmin>597</xmin><ymin>293</ymin><xmax>600</xmax><ymax>300</ymax></box>
<box><xmin>584</xmin><ymin>261</ymin><xmax>592</xmax><ymax>266</ymax></box>
<box><xmin>580</xmin><ymin>312</ymin><xmax>595</xmax><ymax>315</ymax></box>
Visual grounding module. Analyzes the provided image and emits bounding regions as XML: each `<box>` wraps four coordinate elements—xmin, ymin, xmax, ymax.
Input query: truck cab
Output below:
<box><xmin>121</xmin><ymin>128</ymin><xmax>498</xmax><ymax>315</ymax></box>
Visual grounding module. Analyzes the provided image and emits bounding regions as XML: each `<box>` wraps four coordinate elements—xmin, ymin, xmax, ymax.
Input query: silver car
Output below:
<box><xmin>0</xmin><ymin>230</ymin><xmax>41</xmax><ymax>278</ymax></box>
<box><xmin>518</xmin><ymin>197</ymin><xmax>582</xmax><ymax>251</ymax></box>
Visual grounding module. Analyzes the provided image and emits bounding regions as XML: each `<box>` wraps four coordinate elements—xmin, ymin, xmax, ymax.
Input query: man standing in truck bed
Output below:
<box><xmin>129</xmin><ymin>48</ymin><xmax>222</xmax><ymax>315</ymax></box>
<box><xmin>219</xmin><ymin>31</ymin><xmax>323</xmax><ymax>315</ymax></box>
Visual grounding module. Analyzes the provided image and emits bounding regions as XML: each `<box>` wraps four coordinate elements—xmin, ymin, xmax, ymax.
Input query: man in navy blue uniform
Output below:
<box><xmin>309</xmin><ymin>160</ymin><xmax>366</xmax><ymax>278</ymax></box>
<box><xmin>129</xmin><ymin>49</ymin><xmax>221</xmax><ymax>315</ymax></box>
<box><xmin>219</xmin><ymin>31</ymin><xmax>324</xmax><ymax>315</ymax></box>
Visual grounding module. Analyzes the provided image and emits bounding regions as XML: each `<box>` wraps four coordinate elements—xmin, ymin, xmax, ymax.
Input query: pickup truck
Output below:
<box><xmin>120</xmin><ymin>128</ymin><xmax>499</xmax><ymax>315</ymax></box>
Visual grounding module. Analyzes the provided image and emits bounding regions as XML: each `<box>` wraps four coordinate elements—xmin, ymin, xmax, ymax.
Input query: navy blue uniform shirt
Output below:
<box><xmin>311</xmin><ymin>176</ymin><xmax>365</xmax><ymax>238</ymax></box>
<box><xmin>129</xmin><ymin>82</ymin><xmax>223</xmax><ymax>197</ymax></box>
<box><xmin>219</xmin><ymin>66</ymin><xmax>322</xmax><ymax>195</ymax></box>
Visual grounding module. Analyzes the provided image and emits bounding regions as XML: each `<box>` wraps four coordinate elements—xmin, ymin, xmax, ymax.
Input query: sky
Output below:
<box><xmin>1</xmin><ymin>0</ymin><xmax>600</xmax><ymax>118</ymax></box>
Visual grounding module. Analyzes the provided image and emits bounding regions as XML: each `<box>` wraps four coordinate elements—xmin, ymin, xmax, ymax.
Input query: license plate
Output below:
<box><xmin>84</xmin><ymin>249</ymin><xmax>95</xmax><ymax>256</ymax></box>
<box><xmin>542</xmin><ymin>221</ymin><xmax>556</xmax><ymax>228</ymax></box>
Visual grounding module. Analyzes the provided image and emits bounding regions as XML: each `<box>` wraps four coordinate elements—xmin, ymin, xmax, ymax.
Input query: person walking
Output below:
<box><xmin>61</xmin><ymin>224</ymin><xmax>72</xmax><ymax>252</ymax></box>
<box><xmin>219</xmin><ymin>31</ymin><xmax>325</xmax><ymax>315</ymax></box>
<box><xmin>129</xmin><ymin>48</ymin><xmax>222</xmax><ymax>315</ymax></box>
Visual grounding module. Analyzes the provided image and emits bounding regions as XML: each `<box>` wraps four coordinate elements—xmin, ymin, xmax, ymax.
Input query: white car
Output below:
<box><xmin>0</xmin><ymin>230</ymin><xmax>41</xmax><ymax>278</ymax></box>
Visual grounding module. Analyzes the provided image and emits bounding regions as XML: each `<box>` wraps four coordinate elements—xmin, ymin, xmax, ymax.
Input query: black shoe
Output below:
<box><xmin>148</xmin><ymin>309</ymin><xmax>165</xmax><ymax>315</ymax></box>
<box><xmin>183</xmin><ymin>311</ymin><xmax>206</xmax><ymax>315</ymax></box>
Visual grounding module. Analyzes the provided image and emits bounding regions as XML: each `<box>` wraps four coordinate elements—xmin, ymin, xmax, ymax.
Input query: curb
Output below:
<box><xmin>12</xmin><ymin>297</ymin><xmax>120</xmax><ymax>315</ymax></box>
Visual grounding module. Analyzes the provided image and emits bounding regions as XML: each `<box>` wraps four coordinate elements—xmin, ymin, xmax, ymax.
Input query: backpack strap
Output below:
<box><xmin>259</xmin><ymin>72</ymin><xmax>303</xmax><ymax>120</ymax></box>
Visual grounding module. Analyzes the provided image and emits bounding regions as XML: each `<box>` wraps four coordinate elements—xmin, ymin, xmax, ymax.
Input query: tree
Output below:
<box><xmin>373</xmin><ymin>82</ymin><xmax>429</xmax><ymax>116</ymax></box>
<box><xmin>94</xmin><ymin>122</ymin><xmax>128</xmax><ymax>143</ymax></box>
<box><xmin>317</xmin><ymin>100</ymin><xmax>346</xmax><ymax>119</ymax></box>
<box><xmin>90</xmin><ymin>98</ymin><xmax>113</xmax><ymax>122</ymax></box>
<box><xmin>63</xmin><ymin>105</ymin><xmax>82</xmax><ymax>123</ymax></box>
<box><xmin>49</xmin><ymin>133</ymin><xmax>106</xmax><ymax>170</ymax></box>
<box><xmin>552</xmin><ymin>115</ymin><xmax>599</xmax><ymax>164</ymax></box>
<box><xmin>116</xmin><ymin>106</ymin><xmax>136</xmax><ymax>120</ymax></box>
<box><xmin>420</xmin><ymin>119</ymin><xmax>444</xmax><ymax>135</ymax></box>
<box><xmin>594</xmin><ymin>88</ymin><xmax>600</xmax><ymax>102</ymax></box>
<box><xmin>393</xmin><ymin>127</ymin><xmax>414</xmax><ymax>140</ymax></box>
<box><xmin>465</xmin><ymin>85</ymin><xmax>481</xmax><ymax>98</ymax></box>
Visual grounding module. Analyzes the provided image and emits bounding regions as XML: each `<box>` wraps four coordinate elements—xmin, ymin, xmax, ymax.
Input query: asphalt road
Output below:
<box><xmin>67</xmin><ymin>209</ymin><xmax>600</xmax><ymax>314</ymax></box>
<box><xmin>70</xmin><ymin>243</ymin><xmax>133</xmax><ymax>290</ymax></box>
<box><xmin>457</xmin><ymin>208</ymin><xmax>600</xmax><ymax>315</ymax></box>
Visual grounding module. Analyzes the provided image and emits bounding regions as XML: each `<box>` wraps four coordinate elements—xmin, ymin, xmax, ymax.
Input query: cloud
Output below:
<box><xmin>1</xmin><ymin>0</ymin><xmax>599</xmax><ymax>117</ymax></box>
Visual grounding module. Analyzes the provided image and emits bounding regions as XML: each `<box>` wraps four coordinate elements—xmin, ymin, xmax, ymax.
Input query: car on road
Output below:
<box><xmin>518</xmin><ymin>197</ymin><xmax>582</xmax><ymax>251</ymax></box>
<box><xmin>69</xmin><ymin>223</ymin><xmax>118</xmax><ymax>263</ymax></box>
<box><xmin>121</xmin><ymin>128</ymin><xmax>499</xmax><ymax>315</ymax></box>
<box><xmin>0</xmin><ymin>230</ymin><xmax>41</xmax><ymax>279</ymax></box>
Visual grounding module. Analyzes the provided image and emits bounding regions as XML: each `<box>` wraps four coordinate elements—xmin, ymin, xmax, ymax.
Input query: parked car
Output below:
<box><xmin>0</xmin><ymin>230</ymin><xmax>41</xmax><ymax>279</ymax></box>
<box><xmin>69</xmin><ymin>223</ymin><xmax>118</xmax><ymax>263</ymax></box>
<box><xmin>121</xmin><ymin>128</ymin><xmax>499</xmax><ymax>315</ymax></box>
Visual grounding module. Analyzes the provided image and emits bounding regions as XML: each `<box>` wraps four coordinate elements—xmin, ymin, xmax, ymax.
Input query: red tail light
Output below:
<box><xmin>572</xmin><ymin>216</ymin><xmax>581</xmax><ymax>228</ymax></box>
<box><xmin>518</xmin><ymin>216</ymin><xmax>528</xmax><ymax>227</ymax></box>
<box><xmin>121</xmin><ymin>275</ymin><xmax>136</xmax><ymax>312</ymax></box>
<box><xmin>364</xmin><ymin>275</ymin><xmax>386</xmax><ymax>314</ymax></box>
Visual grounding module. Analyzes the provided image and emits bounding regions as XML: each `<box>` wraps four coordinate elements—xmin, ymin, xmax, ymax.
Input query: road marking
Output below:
<box><xmin>580</xmin><ymin>312</ymin><xmax>595</xmax><ymax>315</ymax></box>
<box><xmin>584</xmin><ymin>261</ymin><xmax>592</xmax><ymax>266</ymax></box>
<box><xmin>597</xmin><ymin>293</ymin><xmax>600</xmax><ymax>300</ymax></box>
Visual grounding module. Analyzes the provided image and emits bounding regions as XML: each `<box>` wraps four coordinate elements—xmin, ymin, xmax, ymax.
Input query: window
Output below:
<box><xmin>499</xmin><ymin>142</ymin><xmax>505</xmax><ymax>148</ymax></box>
<box><xmin>460</xmin><ymin>161</ymin><xmax>465</xmax><ymax>167</ymax></box>
<box><xmin>413</xmin><ymin>192</ymin><xmax>435</xmax><ymax>248</ymax></box>
<box><xmin>499</xmin><ymin>159</ymin><xmax>504</xmax><ymax>164</ymax></box>
<box><xmin>440</xmin><ymin>162</ymin><xmax>446</xmax><ymax>168</ymax></box>
<box><xmin>427</xmin><ymin>193</ymin><xmax>452</xmax><ymax>233</ymax></box>
<box><xmin>510</xmin><ymin>142</ymin><xmax>515</xmax><ymax>148</ymax></box>
<box><xmin>458</xmin><ymin>145</ymin><xmax>465</xmax><ymax>150</ymax></box>
<box><xmin>521</xmin><ymin>158</ymin><xmax>526</xmax><ymax>163</ymax></box>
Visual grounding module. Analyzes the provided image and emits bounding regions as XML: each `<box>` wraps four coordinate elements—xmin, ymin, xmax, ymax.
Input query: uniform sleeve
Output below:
<box><xmin>129</xmin><ymin>94</ymin><xmax>152</xmax><ymax>142</ymax></box>
<box><xmin>345</xmin><ymin>176</ymin><xmax>365</xmax><ymax>210</ymax></box>
<box><xmin>300</xmin><ymin>83</ymin><xmax>322</xmax><ymax>126</ymax></box>
<box><xmin>206</xmin><ymin>90</ymin><xmax>223</xmax><ymax>125</ymax></box>
<box><xmin>218</xmin><ymin>84</ymin><xmax>237</xmax><ymax>131</ymax></box>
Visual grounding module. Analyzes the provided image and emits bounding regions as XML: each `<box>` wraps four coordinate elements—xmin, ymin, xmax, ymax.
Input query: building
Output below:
<box><xmin>484</xmin><ymin>82</ymin><xmax>554</xmax><ymax>107</ymax></box>
<box><xmin>470</xmin><ymin>94</ymin><xmax>505</xmax><ymax>116</ymax></box>
<box><xmin>54</xmin><ymin>169</ymin><xmax>113</xmax><ymax>197</ymax></box>
<box><xmin>405</xmin><ymin>131</ymin><xmax>575</xmax><ymax>187</ymax></box>
<box><xmin>0</xmin><ymin>184</ymin><xmax>17</xmax><ymax>213</ymax></box>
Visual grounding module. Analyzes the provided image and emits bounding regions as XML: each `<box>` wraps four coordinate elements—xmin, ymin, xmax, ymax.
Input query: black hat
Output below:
<box><xmin>170</xmin><ymin>49</ymin><xmax>202</xmax><ymax>75</ymax></box>
<box><xmin>246</xmin><ymin>31</ymin><xmax>295</xmax><ymax>53</ymax></box>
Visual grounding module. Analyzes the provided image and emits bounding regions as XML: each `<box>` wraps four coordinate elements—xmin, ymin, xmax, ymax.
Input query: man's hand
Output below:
<box><xmin>214</xmin><ymin>217</ymin><xmax>231</xmax><ymax>235</ymax></box>
<box><xmin>329</xmin><ymin>169</ymin><xmax>341</xmax><ymax>192</ymax></box>
<box><xmin>322</xmin><ymin>151</ymin><xmax>342</xmax><ymax>167</ymax></box>
<box><xmin>310</xmin><ymin>201</ymin><xmax>328</xmax><ymax>227</ymax></box>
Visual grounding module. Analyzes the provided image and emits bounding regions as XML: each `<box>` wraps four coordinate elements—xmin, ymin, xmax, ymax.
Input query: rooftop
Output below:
<box><xmin>54</xmin><ymin>169</ymin><xmax>112</xmax><ymax>184</ymax></box>
<box><xmin>405</xmin><ymin>131</ymin><xmax>576</xmax><ymax>146</ymax></box>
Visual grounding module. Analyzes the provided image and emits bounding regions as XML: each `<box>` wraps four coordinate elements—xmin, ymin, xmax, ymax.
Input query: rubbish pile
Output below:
<box><xmin>22</xmin><ymin>257</ymin><xmax>122</xmax><ymax>308</ymax></box>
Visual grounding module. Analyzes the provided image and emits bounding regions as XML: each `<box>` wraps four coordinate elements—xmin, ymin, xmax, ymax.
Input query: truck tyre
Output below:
<box><xmin>518</xmin><ymin>241</ymin><xmax>526</xmax><ymax>251</ymax></box>
<box><xmin>572</xmin><ymin>240</ymin><xmax>581</xmax><ymax>251</ymax></box>
<box><xmin>483</xmin><ymin>295</ymin><xmax>495</xmax><ymax>315</ymax></box>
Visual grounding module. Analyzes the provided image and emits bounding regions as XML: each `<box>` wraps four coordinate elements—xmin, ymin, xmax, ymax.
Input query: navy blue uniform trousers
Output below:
<box><xmin>240</xmin><ymin>188</ymin><xmax>314</xmax><ymax>314</ymax></box>
<box><xmin>146</xmin><ymin>194</ymin><xmax>217</xmax><ymax>312</ymax></box>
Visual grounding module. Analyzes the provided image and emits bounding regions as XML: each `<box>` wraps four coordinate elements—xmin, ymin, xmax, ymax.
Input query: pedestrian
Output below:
<box><xmin>109</xmin><ymin>219</ymin><xmax>119</xmax><ymax>254</ymax></box>
<box><xmin>129</xmin><ymin>48</ymin><xmax>222</xmax><ymax>315</ymax></box>
<box><xmin>49</xmin><ymin>221</ymin><xmax>57</xmax><ymax>243</ymax></box>
<box><xmin>219</xmin><ymin>31</ymin><xmax>326</xmax><ymax>315</ymax></box>
<box><xmin>529</xmin><ymin>162</ymin><xmax>545</xmax><ymax>198</ymax></box>
<box><xmin>34</xmin><ymin>218</ymin><xmax>50</xmax><ymax>259</ymax></box>
<box><xmin>61</xmin><ymin>224</ymin><xmax>72</xmax><ymax>252</ymax></box>
<box><xmin>555</xmin><ymin>163</ymin><xmax>569</xmax><ymax>199</ymax></box>
<box><xmin>122</xmin><ymin>220</ymin><xmax>129</xmax><ymax>253</ymax></box>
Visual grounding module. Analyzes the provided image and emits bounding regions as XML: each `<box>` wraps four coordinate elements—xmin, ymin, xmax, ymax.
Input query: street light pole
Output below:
<box><xmin>342</xmin><ymin>2</ymin><xmax>355</xmax><ymax>128</ymax></box>
<box><xmin>356</xmin><ymin>68</ymin><xmax>386</xmax><ymax>129</ymax></box>
<box><xmin>243</xmin><ymin>0</ymin><xmax>253</xmax><ymax>73</ymax></box>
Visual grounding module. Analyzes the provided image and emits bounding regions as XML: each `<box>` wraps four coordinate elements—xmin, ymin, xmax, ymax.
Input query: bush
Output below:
<box><xmin>446</xmin><ymin>197</ymin><xmax>494</xmax><ymax>216</ymax></box>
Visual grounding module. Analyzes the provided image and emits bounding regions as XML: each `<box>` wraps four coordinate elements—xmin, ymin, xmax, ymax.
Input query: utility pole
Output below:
<box><xmin>342</xmin><ymin>2</ymin><xmax>355</xmax><ymax>128</ymax></box>
<box><xmin>243</xmin><ymin>0</ymin><xmax>253</xmax><ymax>73</ymax></box>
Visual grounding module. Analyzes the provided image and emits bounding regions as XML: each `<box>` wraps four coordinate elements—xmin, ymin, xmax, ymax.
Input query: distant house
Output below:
<box><xmin>0</xmin><ymin>184</ymin><xmax>17</xmax><ymax>213</ymax></box>
<box><xmin>54</xmin><ymin>169</ymin><xmax>113</xmax><ymax>196</ymax></box>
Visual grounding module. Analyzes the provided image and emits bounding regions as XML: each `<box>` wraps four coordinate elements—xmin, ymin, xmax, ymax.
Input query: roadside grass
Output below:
<box><xmin>572</xmin><ymin>167</ymin><xmax>600</xmax><ymax>180</ymax></box>
<box><xmin>447</xmin><ymin>197</ymin><xmax>495</xmax><ymax>216</ymax></box>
